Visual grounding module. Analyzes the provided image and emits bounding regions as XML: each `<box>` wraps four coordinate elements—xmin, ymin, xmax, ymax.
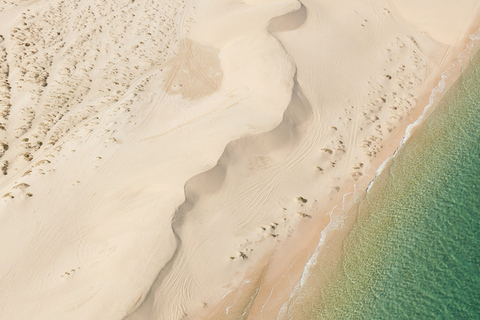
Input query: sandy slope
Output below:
<box><xmin>0</xmin><ymin>0</ymin><xmax>296</xmax><ymax>319</ymax></box>
<box><xmin>0</xmin><ymin>0</ymin><xmax>479</xmax><ymax>319</ymax></box>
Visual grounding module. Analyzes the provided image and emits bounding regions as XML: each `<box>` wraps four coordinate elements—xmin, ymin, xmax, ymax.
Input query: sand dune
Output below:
<box><xmin>0</xmin><ymin>0</ymin><xmax>479</xmax><ymax>319</ymax></box>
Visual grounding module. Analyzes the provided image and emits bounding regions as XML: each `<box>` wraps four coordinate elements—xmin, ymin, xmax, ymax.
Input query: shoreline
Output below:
<box><xmin>370</xmin><ymin>28</ymin><xmax>480</xmax><ymax>192</ymax></box>
<box><xmin>289</xmin><ymin>30</ymin><xmax>480</xmax><ymax>318</ymax></box>
<box><xmin>204</xmin><ymin>15</ymin><xmax>480</xmax><ymax>320</ymax></box>
<box><xmin>289</xmin><ymin>24</ymin><xmax>480</xmax><ymax>313</ymax></box>
<box><xmin>266</xmin><ymin>24</ymin><xmax>480</xmax><ymax>320</ymax></box>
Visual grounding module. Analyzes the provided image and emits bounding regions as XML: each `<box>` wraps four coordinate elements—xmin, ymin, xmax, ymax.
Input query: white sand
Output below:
<box><xmin>0</xmin><ymin>0</ymin><xmax>479</xmax><ymax>319</ymax></box>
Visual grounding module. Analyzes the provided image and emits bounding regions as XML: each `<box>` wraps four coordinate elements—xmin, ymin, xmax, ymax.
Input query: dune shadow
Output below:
<box><xmin>268</xmin><ymin>3</ymin><xmax>307</xmax><ymax>33</ymax></box>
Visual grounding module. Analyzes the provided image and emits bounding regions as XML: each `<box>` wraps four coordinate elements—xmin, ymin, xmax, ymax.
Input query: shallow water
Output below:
<box><xmin>284</xmin><ymin>45</ymin><xmax>480</xmax><ymax>319</ymax></box>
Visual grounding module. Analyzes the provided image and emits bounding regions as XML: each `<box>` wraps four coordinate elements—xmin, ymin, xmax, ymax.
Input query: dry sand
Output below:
<box><xmin>0</xmin><ymin>0</ymin><xmax>479</xmax><ymax>319</ymax></box>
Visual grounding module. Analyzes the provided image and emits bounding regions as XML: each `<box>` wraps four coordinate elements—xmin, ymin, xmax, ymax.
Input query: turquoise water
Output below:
<box><xmin>285</xmin><ymin>48</ymin><xmax>480</xmax><ymax>318</ymax></box>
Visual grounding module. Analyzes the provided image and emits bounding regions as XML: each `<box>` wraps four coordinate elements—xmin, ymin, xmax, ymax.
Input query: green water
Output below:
<box><xmin>287</xmin><ymin>49</ymin><xmax>480</xmax><ymax>319</ymax></box>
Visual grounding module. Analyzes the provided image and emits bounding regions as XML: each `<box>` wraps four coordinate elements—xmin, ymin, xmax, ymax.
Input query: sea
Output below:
<box><xmin>281</xmin><ymin>36</ymin><xmax>480</xmax><ymax>319</ymax></box>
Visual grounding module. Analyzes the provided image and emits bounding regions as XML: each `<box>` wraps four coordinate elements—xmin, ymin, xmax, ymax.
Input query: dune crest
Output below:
<box><xmin>0</xmin><ymin>0</ymin><xmax>297</xmax><ymax>319</ymax></box>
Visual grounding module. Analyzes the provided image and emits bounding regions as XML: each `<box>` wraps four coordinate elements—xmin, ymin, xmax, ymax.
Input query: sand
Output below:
<box><xmin>0</xmin><ymin>0</ymin><xmax>479</xmax><ymax>319</ymax></box>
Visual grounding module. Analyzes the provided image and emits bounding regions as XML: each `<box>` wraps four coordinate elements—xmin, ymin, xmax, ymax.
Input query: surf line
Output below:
<box><xmin>277</xmin><ymin>26</ymin><xmax>480</xmax><ymax>319</ymax></box>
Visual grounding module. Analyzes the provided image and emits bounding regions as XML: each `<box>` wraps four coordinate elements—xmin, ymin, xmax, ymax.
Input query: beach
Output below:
<box><xmin>0</xmin><ymin>0</ymin><xmax>479</xmax><ymax>319</ymax></box>
<box><xmin>283</xmin><ymin>34</ymin><xmax>480</xmax><ymax>319</ymax></box>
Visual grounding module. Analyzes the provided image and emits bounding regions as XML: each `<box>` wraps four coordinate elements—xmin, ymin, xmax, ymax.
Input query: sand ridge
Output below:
<box><xmin>0</xmin><ymin>0</ymin><xmax>297</xmax><ymax>319</ymax></box>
